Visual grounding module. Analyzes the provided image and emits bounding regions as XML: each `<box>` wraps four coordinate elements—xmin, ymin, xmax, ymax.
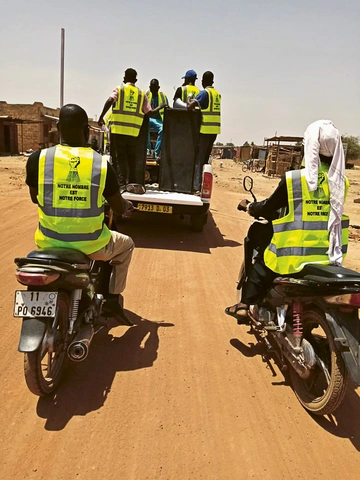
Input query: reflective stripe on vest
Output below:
<box><xmin>181</xmin><ymin>85</ymin><xmax>200</xmax><ymax>102</ymax></box>
<box><xmin>111</xmin><ymin>85</ymin><xmax>145</xmax><ymax>137</ymax></box>
<box><xmin>264</xmin><ymin>167</ymin><xmax>349</xmax><ymax>275</ymax></box>
<box><xmin>35</xmin><ymin>145</ymin><xmax>111</xmax><ymax>255</ymax></box>
<box><xmin>146</xmin><ymin>91</ymin><xmax>168</xmax><ymax>121</ymax></box>
<box><xmin>200</xmin><ymin>87</ymin><xmax>221</xmax><ymax>135</ymax></box>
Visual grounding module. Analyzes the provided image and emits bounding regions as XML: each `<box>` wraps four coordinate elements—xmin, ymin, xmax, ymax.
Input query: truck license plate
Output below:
<box><xmin>13</xmin><ymin>291</ymin><xmax>58</xmax><ymax>318</ymax></box>
<box><xmin>137</xmin><ymin>203</ymin><xmax>172</xmax><ymax>214</ymax></box>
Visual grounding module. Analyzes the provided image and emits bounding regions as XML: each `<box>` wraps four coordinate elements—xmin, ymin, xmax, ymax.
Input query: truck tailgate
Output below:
<box><xmin>122</xmin><ymin>190</ymin><xmax>205</xmax><ymax>206</ymax></box>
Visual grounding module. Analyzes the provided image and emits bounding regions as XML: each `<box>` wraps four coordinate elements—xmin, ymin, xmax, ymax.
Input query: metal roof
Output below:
<box><xmin>265</xmin><ymin>136</ymin><xmax>303</xmax><ymax>143</ymax></box>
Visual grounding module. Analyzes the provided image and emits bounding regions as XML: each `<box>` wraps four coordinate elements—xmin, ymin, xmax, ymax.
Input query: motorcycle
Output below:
<box><xmin>13</xmin><ymin>184</ymin><xmax>145</xmax><ymax>396</ymax></box>
<box><xmin>235</xmin><ymin>176</ymin><xmax>360</xmax><ymax>415</ymax></box>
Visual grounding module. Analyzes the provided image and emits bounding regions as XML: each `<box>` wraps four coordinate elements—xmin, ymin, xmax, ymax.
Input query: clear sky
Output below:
<box><xmin>1</xmin><ymin>0</ymin><xmax>359</xmax><ymax>144</ymax></box>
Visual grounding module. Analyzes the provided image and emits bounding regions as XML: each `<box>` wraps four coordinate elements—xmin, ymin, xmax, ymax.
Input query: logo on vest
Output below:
<box><xmin>314</xmin><ymin>171</ymin><xmax>326</xmax><ymax>199</ymax></box>
<box><xmin>66</xmin><ymin>157</ymin><xmax>81</xmax><ymax>183</ymax></box>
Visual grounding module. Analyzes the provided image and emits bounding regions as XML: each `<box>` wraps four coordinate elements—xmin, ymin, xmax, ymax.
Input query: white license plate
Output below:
<box><xmin>13</xmin><ymin>291</ymin><xmax>58</xmax><ymax>318</ymax></box>
<box><xmin>137</xmin><ymin>203</ymin><xmax>173</xmax><ymax>214</ymax></box>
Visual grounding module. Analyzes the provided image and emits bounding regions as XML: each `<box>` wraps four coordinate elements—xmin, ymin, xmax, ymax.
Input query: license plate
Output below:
<box><xmin>13</xmin><ymin>291</ymin><xmax>58</xmax><ymax>318</ymax></box>
<box><xmin>137</xmin><ymin>203</ymin><xmax>173</xmax><ymax>214</ymax></box>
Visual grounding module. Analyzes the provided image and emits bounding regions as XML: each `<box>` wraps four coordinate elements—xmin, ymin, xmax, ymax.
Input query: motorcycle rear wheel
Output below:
<box><xmin>289</xmin><ymin>309</ymin><xmax>348</xmax><ymax>416</ymax></box>
<box><xmin>24</xmin><ymin>292</ymin><xmax>70</xmax><ymax>396</ymax></box>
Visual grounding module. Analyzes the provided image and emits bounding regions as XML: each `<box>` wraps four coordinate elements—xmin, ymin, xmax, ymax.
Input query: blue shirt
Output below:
<box><xmin>195</xmin><ymin>89</ymin><xmax>209</xmax><ymax>109</ymax></box>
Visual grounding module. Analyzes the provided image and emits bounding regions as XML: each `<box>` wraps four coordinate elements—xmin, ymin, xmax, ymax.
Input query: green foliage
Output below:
<box><xmin>342</xmin><ymin>135</ymin><xmax>360</xmax><ymax>161</ymax></box>
<box><xmin>243</xmin><ymin>141</ymin><xmax>250</xmax><ymax>146</ymax></box>
<box><xmin>215</xmin><ymin>141</ymin><xmax>223</xmax><ymax>146</ymax></box>
<box><xmin>226</xmin><ymin>142</ymin><xmax>235</xmax><ymax>147</ymax></box>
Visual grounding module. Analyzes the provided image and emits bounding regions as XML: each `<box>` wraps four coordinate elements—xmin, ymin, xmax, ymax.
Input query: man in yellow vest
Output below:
<box><xmin>25</xmin><ymin>104</ymin><xmax>135</xmax><ymax>325</ymax></box>
<box><xmin>173</xmin><ymin>69</ymin><xmax>200</xmax><ymax>104</ymax></box>
<box><xmin>188</xmin><ymin>71</ymin><xmax>221</xmax><ymax>193</ymax></box>
<box><xmin>98</xmin><ymin>68</ymin><xmax>151</xmax><ymax>186</ymax></box>
<box><xmin>225</xmin><ymin>120</ymin><xmax>349</xmax><ymax>324</ymax></box>
<box><xmin>146</xmin><ymin>79</ymin><xmax>168</xmax><ymax>159</ymax></box>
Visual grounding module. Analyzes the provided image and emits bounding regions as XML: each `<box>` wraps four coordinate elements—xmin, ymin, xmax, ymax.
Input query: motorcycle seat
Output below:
<box><xmin>300</xmin><ymin>264</ymin><xmax>360</xmax><ymax>284</ymax></box>
<box><xmin>15</xmin><ymin>248</ymin><xmax>91</xmax><ymax>270</ymax></box>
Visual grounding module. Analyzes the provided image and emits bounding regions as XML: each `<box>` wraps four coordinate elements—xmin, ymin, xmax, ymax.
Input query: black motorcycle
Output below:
<box><xmin>13</xmin><ymin>184</ymin><xmax>144</xmax><ymax>396</ymax></box>
<box><xmin>235</xmin><ymin>176</ymin><xmax>360</xmax><ymax>415</ymax></box>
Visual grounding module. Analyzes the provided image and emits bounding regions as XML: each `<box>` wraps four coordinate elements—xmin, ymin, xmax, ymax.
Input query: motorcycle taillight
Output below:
<box><xmin>201</xmin><ymin>172</ymin><xmax>213</xmax><ymax>199</ymax></box>
<box><xmin>349</xmin><ymin>294</ymin><xmax>360</xmax><ymax>307</ymax></box>
<box><xmin>15</xmin><ymin>272</ymin><xmax>60</xmax><ymax>286</ymax></box>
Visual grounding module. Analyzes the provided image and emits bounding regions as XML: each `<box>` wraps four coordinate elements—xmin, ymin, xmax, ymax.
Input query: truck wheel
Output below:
<box><xmin>190</xmin><ymin>213</ymin><xmax>207</xmax><ymax>232</ymax></box>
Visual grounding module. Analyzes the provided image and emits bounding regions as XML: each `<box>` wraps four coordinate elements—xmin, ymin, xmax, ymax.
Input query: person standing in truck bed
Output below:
<box><xmin>188</xmin><ymin>71</ymin><xmax>221</xmax><ymax>194</ymax></box>
<box><xmin>173</xmin><ymin>69</ymin><xmax>200</xmax><ymax>104</ymax></box>
<box><xmin>98</xmin><ymin>68</ymin><xmax>151</xmax><ymax>186</ymax></box>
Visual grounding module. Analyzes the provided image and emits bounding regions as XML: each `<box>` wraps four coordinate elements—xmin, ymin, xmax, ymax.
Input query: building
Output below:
<box><xmin>0</xmin><ymin>101</ymin><xmax>61</xmax><ymax>154</ymax></box>
<box><xmin>0</xmin><ymin>101</ymin><xmax>102</xmax><ymax>155</ymax></box>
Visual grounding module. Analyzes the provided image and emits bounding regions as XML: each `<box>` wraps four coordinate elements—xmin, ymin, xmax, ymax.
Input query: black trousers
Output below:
<box><xmin>241</xmin><ymin>259</ymin><xmax>278</xmax><ymax>305</ymax></box>
<box><xmin>193</xmin><ymin>133</ymin><xmax>217</xmax><ymax>191</ymax></box>
<box><xmin>111</xmin><ymin>133</ymin><xmax>138</xmax><ymax>185</ymax></box>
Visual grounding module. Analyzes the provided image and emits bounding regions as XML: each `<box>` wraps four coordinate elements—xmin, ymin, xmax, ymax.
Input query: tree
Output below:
<box><xmin>226</xmin><ymin>142</ymin><xmax>235</xmax><ymax>147</ymax></box>
<box><xmin>342</xmin><ymin>135</ymin><xmax>360</xmax><ymax>161</ymax></box>
<box><xmin>243</xmin><ymin>141</ymin><xmax>250</xmax><ymax>146</ymax></box>
<box><xmin>215</xmin><ymin>141</ymin><xmax>223</xmax><ymax>146</ymax></box>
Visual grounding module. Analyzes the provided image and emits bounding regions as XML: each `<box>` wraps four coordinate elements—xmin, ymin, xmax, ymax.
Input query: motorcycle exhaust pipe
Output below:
<box><xmin>67</xmin><ymin>324</ymin><xmax>94</xmax><ymax>362</ymax></box>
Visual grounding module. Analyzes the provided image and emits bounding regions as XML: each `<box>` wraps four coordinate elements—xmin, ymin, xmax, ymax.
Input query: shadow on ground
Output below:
<box><xmin>230</xmin><ymin>336</ymin><xmax>360</xmax><ymax>451</ymax></box>
<box><xmin>117</xmin><ymin>210</ymin><xmax>241</xmax><ymax>254</ymax></box>
<box><xmin>36</xmin><ymin>311</ymin><xmax>174</xmax><ymax>431</ymax></box>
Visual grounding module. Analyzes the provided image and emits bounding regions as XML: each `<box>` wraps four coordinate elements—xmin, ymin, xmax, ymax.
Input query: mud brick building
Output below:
<box><xmin>0</xmin><ymin>101</ymin><xmax>60</xmax><ymax>154</ymax></box>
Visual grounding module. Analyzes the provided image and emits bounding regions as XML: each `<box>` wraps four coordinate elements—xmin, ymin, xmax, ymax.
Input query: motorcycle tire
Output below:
<box><xmin>289</xmin><ymin>308</ymin><xmax>348</xmax><ymax>416</ymax></box>
<box><xmin>24</xmin><ymin>292</ymin><xmax>70</xmax><ymax>396</ymax></box>
<box><xmin>242</xmin><ymin>163</ymin><xmax>249</xmax><ymax>172</ymax></box>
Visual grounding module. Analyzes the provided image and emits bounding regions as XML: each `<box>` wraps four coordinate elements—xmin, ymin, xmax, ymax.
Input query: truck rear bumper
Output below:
<box><xmin>122</xmin><ymin>190</ymin><xmax>210</xmax><ymax>215</ymax></box>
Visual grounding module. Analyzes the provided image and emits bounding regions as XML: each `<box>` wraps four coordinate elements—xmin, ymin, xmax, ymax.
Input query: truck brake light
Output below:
<box><xmin>201</xmin><ymin>172</ymin><xmax>213</xmax><ymax>199</ymax></box>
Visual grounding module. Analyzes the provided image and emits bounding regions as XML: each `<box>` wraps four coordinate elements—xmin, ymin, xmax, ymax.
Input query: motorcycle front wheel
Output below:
<box><xmin>289</xmin><ymin>308</ymin><xmax>348</xmax><ymax>416</ymax></box>
<box><xmin>24</xmin><ymin>292</ymin><xmax>70</xmax><ymax>396</ymax></box>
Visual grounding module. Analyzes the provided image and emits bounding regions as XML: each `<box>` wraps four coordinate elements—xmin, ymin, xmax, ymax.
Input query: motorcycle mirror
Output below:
<box><xmin>125</xmin><ymin>183</ymin><xmax>146</xmax><ymax>195</ymax></box>
<box><xmin>243</xmin><ymin>175</ymin><xmax>257</xmax><ymax>202</ymax></box>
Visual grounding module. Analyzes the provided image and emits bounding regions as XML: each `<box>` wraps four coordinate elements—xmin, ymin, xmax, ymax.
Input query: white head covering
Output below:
<box><xmin>303</xmin><ymin>120</ymin><xmax>345</xmax><ymax>265</ymax></box>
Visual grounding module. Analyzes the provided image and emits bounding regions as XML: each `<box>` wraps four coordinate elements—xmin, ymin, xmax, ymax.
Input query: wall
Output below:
<box><xmin>0</xmin><ymin>102</ymin><xmax>60</xmax><ymax>152</ymax></box>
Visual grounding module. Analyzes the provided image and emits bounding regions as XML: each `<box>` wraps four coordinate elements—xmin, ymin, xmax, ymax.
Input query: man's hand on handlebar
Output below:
<box><xmin>237</xmin><ymin>199</ymin><xmax>251</xmax><ymax>212</ymax></box>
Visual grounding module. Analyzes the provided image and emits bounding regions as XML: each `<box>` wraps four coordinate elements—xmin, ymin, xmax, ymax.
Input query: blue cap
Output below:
<box><xmin>182</xmin><ymin>69</ymin><xmax>197</xmax><ymax>79</ymax></box>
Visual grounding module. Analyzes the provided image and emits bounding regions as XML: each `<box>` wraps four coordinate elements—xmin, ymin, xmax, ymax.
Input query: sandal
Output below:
<box><xmin>225</xmin><ymin>303</ymin><xmax>250</xmax><ymax>324</ymax></box>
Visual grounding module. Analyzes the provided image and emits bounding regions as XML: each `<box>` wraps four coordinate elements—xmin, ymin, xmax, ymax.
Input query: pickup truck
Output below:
<box><xmin>119</xmin><ymin>108</ymin><xmax>213</xmax><ymax>232</ymax></box>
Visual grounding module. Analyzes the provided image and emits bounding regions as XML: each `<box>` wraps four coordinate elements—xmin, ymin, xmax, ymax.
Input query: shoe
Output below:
<box><xmin>102</xmin><ymin>299</ymin><xmax>133</xmax><ymax>326</ymax></box>
<box><xmin>194</xmin><ymin>190</ymin><xmax>201</xmax><ymax>196</ymax></box>
<box><xmin>225</xmin><ymin>303</ymin><xmax>250</xmax><ymax>325</ymax></box>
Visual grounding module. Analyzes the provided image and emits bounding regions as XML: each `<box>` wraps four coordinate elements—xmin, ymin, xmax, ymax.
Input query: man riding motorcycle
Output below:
<box><xmin>25</xmin><ymin>104</ymin><xmax>134</xmax><ymax>325</ymax></box>
<box><xmin>225</xmin><ymin>119</ymin><xmax>349</xmax><ymax>324</ymax></box>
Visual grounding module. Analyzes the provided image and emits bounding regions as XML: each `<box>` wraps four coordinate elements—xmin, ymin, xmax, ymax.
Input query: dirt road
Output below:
<box><xmin>0</xmin><ymin>157</ymin><xmax>359</xmax><ymax>479</ymax></box>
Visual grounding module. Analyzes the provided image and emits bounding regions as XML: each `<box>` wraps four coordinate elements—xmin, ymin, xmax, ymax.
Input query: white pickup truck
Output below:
<box><xmin>120</xmin><ymin>108</ymin><xmax>213</xmax><ymax>232</ymax></box>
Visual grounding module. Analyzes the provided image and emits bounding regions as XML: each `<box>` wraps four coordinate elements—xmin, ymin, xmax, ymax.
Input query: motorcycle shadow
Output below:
<box><xmin>36</xmin><ymin>312</ymin><xmax>174</xmax><ymax>431</ymax></box>
<box><xmin>231</xmin><ymin>337</ymin><xmax>360</xmax><ymax>450</ymax></box>
<box><xmin>230</xmin><ymin>335</ymin><xmax>290</xmax><ymax>385</ymax></box>
<box><xmin>312</xmin><ymin>385</ymin><xmax>360</xmax><ymax>451</ymax></box>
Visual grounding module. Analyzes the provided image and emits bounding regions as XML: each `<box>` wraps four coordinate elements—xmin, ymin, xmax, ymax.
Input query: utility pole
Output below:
<box><xmin>60</xmin><ymin>28</ymin><xmax>65</xmax><ymax>108</ymax></box>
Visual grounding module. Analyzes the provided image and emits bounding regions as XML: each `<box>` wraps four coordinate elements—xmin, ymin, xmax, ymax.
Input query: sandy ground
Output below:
<box><xmin>0</xmin><ymin>155</ymin><xmax>359</xmax><ymax>480</ymax></box>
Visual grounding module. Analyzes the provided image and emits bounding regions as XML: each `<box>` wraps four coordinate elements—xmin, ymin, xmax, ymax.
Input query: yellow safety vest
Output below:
<box><xmin>35</xmin><ymin>145</ymin><xmax>111</xmax><ymax>255</ymax></box>
<box><xmin>146</xmin><ymin>91</ymin><xmax>168</xmax><ymax>121</ymax></box>
<box><xmin>200</xmin><ymin>87</ymin><xmax>221</xmax><ymax>135</ymax></box>
<box><xmin>181</xmin><ymin>85</ymin><xmax>200</xmax><ymax>102</ymax></box>
<box><xmin>111</xmin><ymin>84</ymin><xmax>145</xmax><ymax>137</ymax></box>
<box><xmin>264</xmin><ymin>165</ymin><xmax>349</xmax><ymax>275</ymax></box>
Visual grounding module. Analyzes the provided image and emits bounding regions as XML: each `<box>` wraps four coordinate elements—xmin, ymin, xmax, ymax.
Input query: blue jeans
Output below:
<box><xmin>147</xmin><ymin>118</ymin><xmax>163</xmax><ymax>157</ymax></box>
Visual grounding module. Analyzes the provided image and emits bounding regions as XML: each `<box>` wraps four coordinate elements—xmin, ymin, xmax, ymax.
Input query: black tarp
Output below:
<box><xmin>159</xmin><ymin>108</ymin><xmax>201</xmax><ymax>193</ymax></box>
